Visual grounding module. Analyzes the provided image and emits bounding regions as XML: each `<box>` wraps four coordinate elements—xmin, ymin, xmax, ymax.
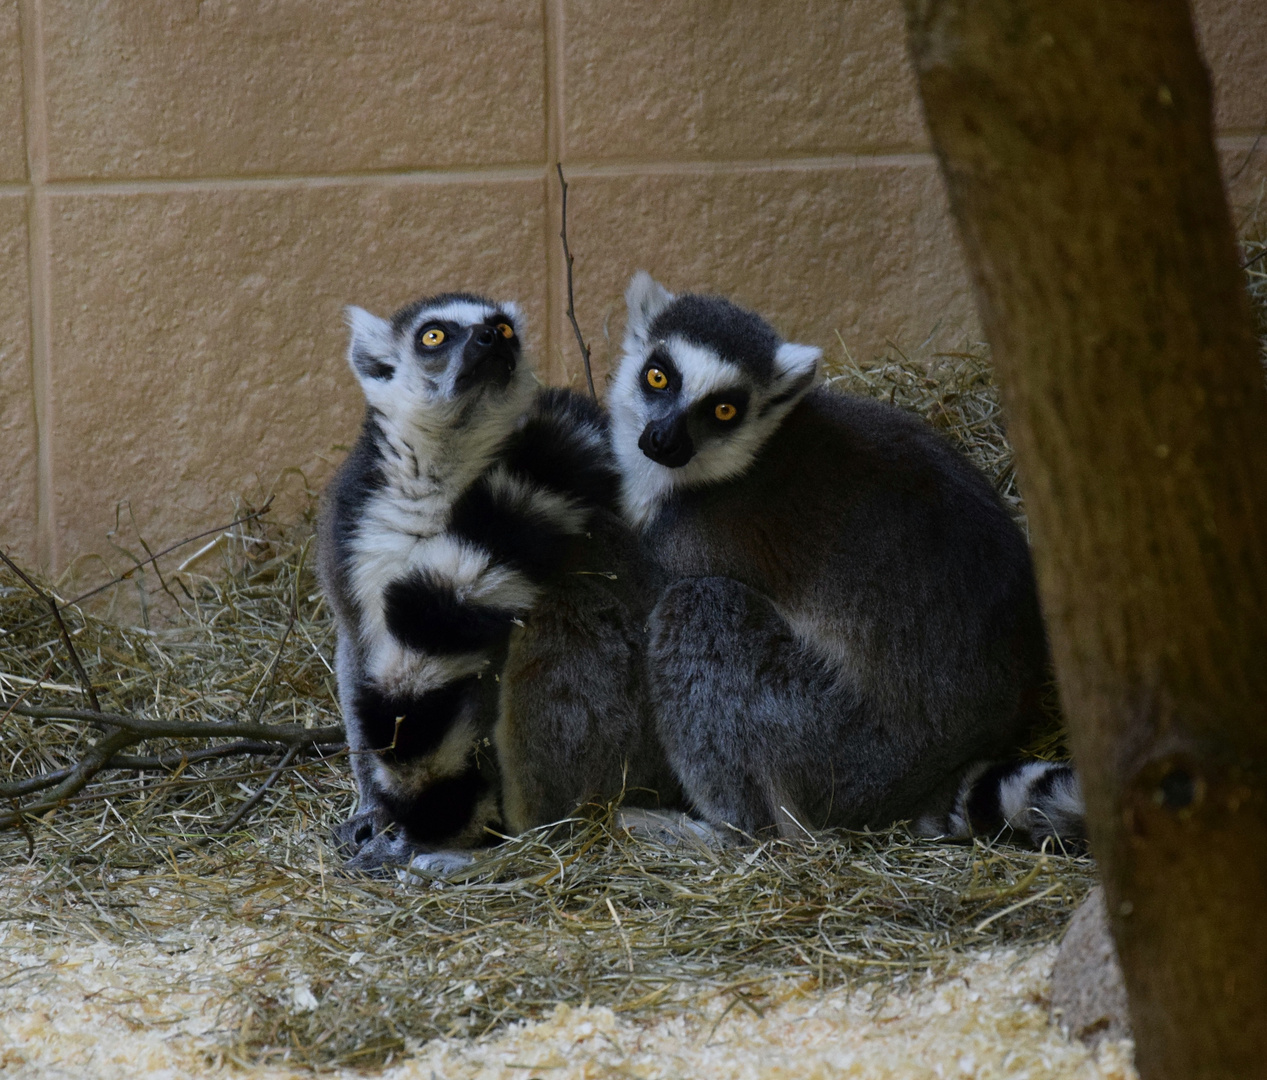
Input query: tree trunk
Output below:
<box><xmin>901</xmin><ymin>2</ymin><xmax>1267</xmax><ymax>1077</ymax></box>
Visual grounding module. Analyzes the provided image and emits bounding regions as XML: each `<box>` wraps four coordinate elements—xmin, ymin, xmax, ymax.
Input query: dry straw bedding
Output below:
<box><xmin>10</xmin><ymin>221</ymin><xmax>1267</xmax><ymax>1080</ymax></box>
<box><xmin>0</xmin><ymin>333</ymin><xmax>1104</xmax><ymax>1075</ymax></box>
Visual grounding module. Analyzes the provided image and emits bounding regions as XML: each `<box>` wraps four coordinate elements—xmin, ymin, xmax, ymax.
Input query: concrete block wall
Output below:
<box><xmin>0</xmin><ymin>0</ymin><xmax>1263</xmax><ymax>579</ymax></box>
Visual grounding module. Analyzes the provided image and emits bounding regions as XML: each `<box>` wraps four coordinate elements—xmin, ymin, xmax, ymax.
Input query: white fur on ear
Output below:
<box><xmin>345</xmin><ymin>305</ymin><xmax>397</xmax><ymax>382</ymax></box>
<box><xmin>623</xmin><ymin>271</ymin><xmax>675</xmax><ymax>347</ymax></box>
<box><xmin>774</xmin><ymin>341</ymin><xmax>822</xmax><ymax>382</ymax></box>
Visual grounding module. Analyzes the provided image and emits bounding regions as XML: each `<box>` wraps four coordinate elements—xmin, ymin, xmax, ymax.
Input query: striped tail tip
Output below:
<box><xmin>935</xmin><ymin>759</ymin><xmax>1086</xmax><ymax>846</ymax></box>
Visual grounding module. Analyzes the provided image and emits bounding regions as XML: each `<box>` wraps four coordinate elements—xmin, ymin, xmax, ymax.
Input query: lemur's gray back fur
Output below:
<box><xmin>603</xmin><ymin>273</ymin><xmax>1083</xmax><ymax>845</ymax></box>
<box><xmin>495</xmin><ymin>505</ymin><xmax>681</xmax><ymax>834</ymax></box>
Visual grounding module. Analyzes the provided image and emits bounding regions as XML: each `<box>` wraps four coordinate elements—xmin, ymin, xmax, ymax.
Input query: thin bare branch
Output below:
<box><xmin>557</xmin><ymin>162</ymin><xmax>597</xmax><ymax>401</ymax></box>
<box><xmin>134</xmin><ymin>528</ymin><xmax>187</xmax><ymax>618</ymax></box>
<box><xmin>6</xmin><ymin>703</ymin><xmax>344</xmax><ymax>746</ymax></box>
<box><xmin>8</xmin><ymin>799</ymin><xmax>34</xmax><ymax>858</ymax></box>
<box><xmin>0</xmin><ymin>740</ymin><xmax>346</xmax><ymax>802</ymax></box>
<box><xmin>0</xmin><ymin>727</ymin><xmax>138</xmax><ymax>828</ymax></box>
<box><xmin>0</xmin><ymin>700</ymin><xmax>343</xmax><ymax>825</ymax></box>
<box><xmin>0</xmin><ymin>498</ymin><xmax>274</xmax><ymax>637</ymax></box>
<box><xmin>0</xmin><ymin>660</ymin><xmax>55</xmax><ymax>728</ymax></box>
<box><xmin>105</xmin><ymin>740</ymin><xmax>346</xmax><ymax>772</ymax></box>
<box><xmin>215</xmin><ymin>743</ymin><xmax>302</xmax><ymax>835</ymax></box>
<box><xmin>0</xmin><ymin>768</ymin><xmax>75</xmax><ymax>800</ymax></box>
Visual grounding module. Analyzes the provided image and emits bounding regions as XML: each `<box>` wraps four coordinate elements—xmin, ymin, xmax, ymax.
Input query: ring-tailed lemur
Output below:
<box><xmin>317</xmin><ymin>292</ymin><xmax>641</xmax><ymax>871</ymax></box>
<box><xmin>599</xmin><ymin>273</ymin><xmax>1083</xmax><ymax>846</ymax></box>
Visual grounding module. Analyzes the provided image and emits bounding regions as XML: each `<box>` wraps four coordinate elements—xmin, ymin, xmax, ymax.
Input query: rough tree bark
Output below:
<box><xmin>901</xmin><ymin>2</ymin><xmax>1267</xmax><ymax>1077</ymax></box>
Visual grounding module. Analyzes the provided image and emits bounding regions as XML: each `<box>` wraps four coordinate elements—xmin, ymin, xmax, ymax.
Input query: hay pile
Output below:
<box><xmin>0</xmin><ymin>331</ymin><xmax>1120</xmax><ymax>1076</ymax></box>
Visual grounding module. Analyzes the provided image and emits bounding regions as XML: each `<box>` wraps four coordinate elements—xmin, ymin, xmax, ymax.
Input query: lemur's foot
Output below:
<box><xmin>617</xmin><ymin>808</ymin><xmax>731</xmax><ymax>849</ymax></box>
<box><xmin>333</xmin><ymin>808</ymin><xmax>416</xmax><ymax>874</ymax></box>
<box><xmin>332</xmin><ymin>809</ymin><xmax>476</xmax><ymax>878</ymax></box>
<box><xmin>331</xmin><ymin>808</ymin><xmax>389</xmax><ymax>856</ymax></box>
<box><xmin>397</xmin><ymin>850</ymin><xmax>476</xmax><ymax>883</ymax></box>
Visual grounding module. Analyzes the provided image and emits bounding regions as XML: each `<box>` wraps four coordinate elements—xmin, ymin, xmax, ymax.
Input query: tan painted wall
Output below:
<box><xmin>0</xmin><ymin>1</ymin><xmax>1263</xmax><ymax>580</ymax></box>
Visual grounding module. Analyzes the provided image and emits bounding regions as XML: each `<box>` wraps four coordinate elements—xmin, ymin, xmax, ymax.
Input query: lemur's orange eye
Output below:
<box><xmin>497</xmin><ymin>322</ymin><xmax>514</xmax><ymax>339</ymax></box>
<box><xmin>420</xmin><ymin>328</ymin><xmax>445</xmax><ymax>347</ymax></box>
<box><xmin>646</xmin><ymin>367</ymin><xmax>669</xmax><ymax>390</ymax></box>
<box><xmin>714</xmin><ymin>403</ymin><xmax>737</xmax><ymax>421</ymax></box>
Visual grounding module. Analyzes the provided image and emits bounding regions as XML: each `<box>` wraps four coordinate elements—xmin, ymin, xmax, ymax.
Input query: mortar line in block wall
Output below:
<box><xmin>558</xmin><ymin>152</ymin><xmax>943</xmax><ymax>178</ymax></box>
<box><xmin>17</xmin><ymin>0</ymin><xmax>55</xmax><ymax>571</ymax></box>
<box><xmin>41</xmin><ymin>164</ymin><xmax>550</xmax><ymax>196</ymax></box>
<box><xmin>23</xmin><ymin>133</ymin><xmax>1263</xmax><ymax>195</ymax></box>
<box><xmin>542</xmin><ymin>0</ymin><xmax>568</xmax><ymax>387</ymax></box>
<box><xmin>30</xmin><ymin>151</ymin><xmax>937</xmax><ymax>199</ymax></box>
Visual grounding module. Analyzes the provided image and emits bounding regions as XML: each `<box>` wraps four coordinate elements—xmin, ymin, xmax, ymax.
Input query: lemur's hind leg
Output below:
<box><xmin>332</xmin><ymin>629</ymin><xmax>504</xmax><ymax>875</ymax></box>
<box><xmin>650</xmin><ymin>577</ymin><xmax>1085</xmax><ymax>848</ymax></box>
<box><xmin>496</xmin><ymin>511</ymin><xmax>680</xmax><ymax>832</ymax></box>
<box><xmin>647</xmin><ymin>576</ymin><xmax>919</xmax><ymax>838</ymax></box>
<box><xmin>330</xmin><ymin>632</ymin><xmax>399</xmax><ymax>862</ymax></box>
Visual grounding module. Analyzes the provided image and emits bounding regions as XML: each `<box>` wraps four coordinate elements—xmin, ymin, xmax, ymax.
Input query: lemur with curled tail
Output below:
<box><xmin>595</xmin><ymin>272</ymin><xmax>1083</xmax><ymax>846</ymax></box>
<box><xmin>317</xmin><ymin>292</ymin><xmax>668</xmax><ymax>871</ymax></box>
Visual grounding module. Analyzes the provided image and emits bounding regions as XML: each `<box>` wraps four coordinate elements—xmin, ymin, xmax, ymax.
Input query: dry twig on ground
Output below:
<box><xmin>0</xmin><ymin>501</ymin><xmax>344</xmax><ymax>840</ymax></box>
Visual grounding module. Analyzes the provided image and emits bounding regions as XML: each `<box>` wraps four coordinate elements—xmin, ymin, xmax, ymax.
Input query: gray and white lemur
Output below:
<box><xmin>598</xmin><ymin>272</ymin><xmax>1083</xmax><ymax>845</ymax></box>
<box><xmin>318</xmin><ymin>292</ymin><xmax>669</xmax><ymax>870</ymax></box>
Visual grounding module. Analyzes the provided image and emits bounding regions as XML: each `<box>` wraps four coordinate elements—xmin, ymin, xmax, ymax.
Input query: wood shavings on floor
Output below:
<box><xmin>1</xmin><ymin>922</ymin><xmax>1133</xmax><ymax>1080</ymax></box>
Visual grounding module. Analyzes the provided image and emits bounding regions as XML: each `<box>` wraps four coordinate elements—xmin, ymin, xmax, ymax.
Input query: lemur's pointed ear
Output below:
<box><xmin>775</xmin><ymin>342</ymin><xmax>821</xmax><ymax>380</ymax></box>
<box><xmin>345</xmin><ymin>306</ymin><xmax>396</xmax><ymax>383</ymax></box>
<box><xmin>771</xmin><ymin>342</ymin><xmax>821</xmax><ymax>403</ymax></box>
<box><xmin>623</xmin><ymin>271</ymin><xmax>674</xmax><ymax>348</ymax></box>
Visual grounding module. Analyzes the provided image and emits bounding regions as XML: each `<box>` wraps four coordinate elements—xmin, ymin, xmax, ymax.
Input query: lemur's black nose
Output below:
<box><xmin>646</xmin><ymin>425</ymin><xmax>671</xmax><ymax>453</ymax></box>
<box><xmin>456</xmin><ymin>322</ymin><xmax>516</xmax><ymax>393</ymax></box>
<box><xmin>639</xmin><ymin>415</ymin><xmax>695</xmax><ymax>468</ymax></box>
